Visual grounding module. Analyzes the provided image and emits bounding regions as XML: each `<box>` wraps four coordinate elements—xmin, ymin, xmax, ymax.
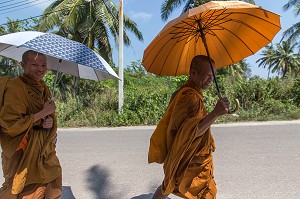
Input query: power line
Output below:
<box><xmin>0</xmin><ymin>9</ymin><xmax>63</xmax><ymax>27</ymax></box>
<box><xmin>0</xmin><ymin>3</ymin><xmax>86</xmax><ymax>27</ymax></box>
<box><xmin>0</xmin><ymin>0</ymin><xmax>20</xmax><ymax>5</ymax></box>
<box><xmin>0</xmin><ymin>15</ymin><xmax>42</xmax><ymax>27</ymax></box>
<box><xmin>0</xmin><ymin>0</ymin><xmax>53</xmax><ymax>15</ymax></box>
<box><xmin>0</xmin><ymin>0</ymin><xmax>35</xmax><ymax>9</ymax></box>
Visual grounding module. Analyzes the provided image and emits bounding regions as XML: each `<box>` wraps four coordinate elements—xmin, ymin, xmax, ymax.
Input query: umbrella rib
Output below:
<box><xmin>199</xmin><ymin>10</ymin><xmax>280</xmax><ymax>57</ymax></box>
<box><xmin>205</xmin><ymin>29</ymin><xmax>235</xmax><ymax>64</ymax></box>
<box><xmin>144</xmin><ymin>31</ymin><xmax>182</xmax><ymax>75</ymax></box>
<box><xmin>171</xmin><ymin>10</ymin><xmax>230</xmax><ymax>43</ymax></box>
<box><xmin>172</xmin><ymin>21</ymin><xmax>198</xmax><ymax>41</ymax></box>
<box><xmin>197</xmin><ymin>10</ymin><xmax>280</xmax><ymax>42</ymax></box>
<box><xmin>202</xmin><ymin>9</ymin><xmax>281</xmax><ymax>30</ymax></box>
<box><xmin>233</xmin><ymin>11</ymin><xmax>281</xmax><ymax>29</ymax></box>
<box><xmin>227</xmin><ymin>18</ymin><xmax>274</xmax><ymax>42</ymax></box>
<box><xmin>0</xmin><ymin>45</ymin><xmax>13</xmax><ymax>52</ymax></box>
<box><xmin>201</xmin><ymin>9</ymin><xmax>229</xmax><ymax>29</ymax></box>
<box><xmin>160</xmin><ymin>32</ymin><xmax>200</xmax><ymax>75</ymax></box>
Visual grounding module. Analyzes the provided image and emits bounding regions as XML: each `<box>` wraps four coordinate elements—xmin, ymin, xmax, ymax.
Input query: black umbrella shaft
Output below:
<box><xmin>197</xmin><ymin>20</ymin><xmax>222</xmax><ymax>99</ymax></box>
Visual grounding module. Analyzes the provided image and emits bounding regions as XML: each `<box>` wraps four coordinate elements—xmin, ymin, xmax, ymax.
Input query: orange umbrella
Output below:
<box><xmin>142</xmin><ymin>1</ymin><xmax>281</xmax><ymax>112</ymax></box>
<box><xmin>142</xmin><ymin>1</ymin><xmax>281</xmax><ymax>75</ymax></box>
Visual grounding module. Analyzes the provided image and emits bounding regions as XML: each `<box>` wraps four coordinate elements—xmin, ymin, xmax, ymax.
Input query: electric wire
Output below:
<box><xmin>0</xmin><ymin>0</ymin><xmax>20</xmax><ymax>5</ymax></box>
<box><xmin>0</xmin><ymin>2</ymin><xmax>86</xmax><ymax>27</ymax></box>
<box><xmin>0</xmin><ymin>0</ymin><xmax>53</xmax><ymax>15</ymax></box>
<box><xmin>1</xmin><ymin>0</ymin><xmax>37</xmax><ymax>9</ymax></box>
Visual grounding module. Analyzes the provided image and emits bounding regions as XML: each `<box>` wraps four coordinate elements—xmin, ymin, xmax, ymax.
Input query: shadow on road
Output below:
<box><xmin>62</xmin><ymin>186</ymin><xmax>76</xmax><ymax>199</ymax></box>
<box><xmin>131</xmin><ymin>183</ymin><xmax>171</xmax><ymax>199</ymax></box>
<box><xmin>131</xmin><ymin>193</ymin><xmax>171</xmax><ymax>199</ymax></box>
<box><xmin>86</xmin><ymin>165</ymin><xmax>121</xmax><ymax>199</ymax></box>
<box><xmin>131</xmin><ymin>193</ymin><xmax>153</xmax><ymax>199</ymax></box>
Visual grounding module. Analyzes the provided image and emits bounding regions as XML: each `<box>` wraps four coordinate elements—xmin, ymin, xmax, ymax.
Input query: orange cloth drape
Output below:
<box><xmin>148</xmin><ymin>80</ymin><xmax>216</xmax><ymax>198</ymax></box>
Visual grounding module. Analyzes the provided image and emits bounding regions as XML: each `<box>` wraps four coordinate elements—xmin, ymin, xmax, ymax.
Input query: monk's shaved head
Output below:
<box><xmin>22</xmin><ymin>50</ymin><xmax>46</xmax><ymax>63</ymax></box>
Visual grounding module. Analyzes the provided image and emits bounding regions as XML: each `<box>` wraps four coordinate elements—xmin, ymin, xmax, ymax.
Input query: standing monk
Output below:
<box><xmin>0</xmin><ymin>50</ymin><xmax>62</xmax><ymax>198</ymax></box>
<box><xmin>149</xmin><ymin>55</ymin><xmax>230</xmax><ymax>199</ymax></box>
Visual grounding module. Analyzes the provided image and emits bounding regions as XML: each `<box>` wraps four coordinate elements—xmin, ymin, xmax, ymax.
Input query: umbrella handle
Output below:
<box><xmin>227</xmin><ymin>99</ymin><xmax>240</xmax><ymax>114</ymax></box>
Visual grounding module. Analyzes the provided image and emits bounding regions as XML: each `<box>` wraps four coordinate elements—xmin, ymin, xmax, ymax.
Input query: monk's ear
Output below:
<box><xmin>190</xmin><ymin>68</ymin><xmax>196</xmax><ymax>76</ymax></box>
<box><xmin>20</xmin><ymin>61</ymin><xmax>26</xmax><ymax>69</ymax></box>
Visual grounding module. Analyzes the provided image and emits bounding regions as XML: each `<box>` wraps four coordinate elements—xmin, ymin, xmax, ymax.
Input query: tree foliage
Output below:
<box><xmin>48</xmin><ymin>60</ymin><xmax>300</xmax><ymax>127</ymax></box>
<box><xmin>283</xmin><ymin>0</ymin><xmax>300</xmax><ymax>44</ymax></box>
<box><xmin>257</xmin><ymin>41</ymin><xmax>300</xmax><ymax>78</ymax></box>
<box><xmin>38</xmin><ymin>0</ymin><xmax>143</xmax><ymax>62</ymax></box>
<box><xmin>0</xmin><ymin>18</ymin><xmax>39</xmax><ymax>77</ymax></box>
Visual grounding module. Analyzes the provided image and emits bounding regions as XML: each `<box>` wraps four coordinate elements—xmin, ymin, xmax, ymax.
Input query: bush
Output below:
<box><xmin>54</xmin><ymin>73</ymin><xmax>300</xmax><ymax>127</ymax></box>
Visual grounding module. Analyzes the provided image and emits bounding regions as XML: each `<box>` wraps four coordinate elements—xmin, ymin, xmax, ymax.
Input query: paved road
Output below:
<box><xmin>0</xmin><ymin>120</ymin><xmax>300</xmax><ymax>199</ymax></box>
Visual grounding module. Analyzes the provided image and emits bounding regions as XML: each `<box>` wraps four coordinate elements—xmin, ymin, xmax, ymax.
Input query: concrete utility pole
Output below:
<box><xmin>118</xmin><ymin>0</ymin><xmax>124</xmax><ymax>113</ymax></box>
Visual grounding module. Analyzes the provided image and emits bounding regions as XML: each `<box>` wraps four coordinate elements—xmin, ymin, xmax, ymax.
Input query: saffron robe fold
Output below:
<box><xmin>0</xmin><ymin>74</ymin><xmax>61</xmax><ymax>195</ymax></box>
<box><xmin>148</xmin><ymin>81</ymin><xmax>216</xmax><ymax>198</ymax></box>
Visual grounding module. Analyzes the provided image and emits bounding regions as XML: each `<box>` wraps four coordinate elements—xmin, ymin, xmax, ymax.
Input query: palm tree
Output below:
<box><xmin>256</xmin><ymin>44</ymin><xmax>277</xmax><ymax>78</ymax></box>
<box><xmin>282</xmin><ymin>1</ymin><xmax>300</xmax><ymax>44</ymax></box>
<box><xmin>283</xmin><ymin>0</ymin><xmax>300</xmax><ymax>10</ymax></box>
<box><xmin>257</xmin><ymin>41</ymin><xmax>300</xmax><ymax>78</ymax></box>
<box><xmin>38</xmin><ymin>0</ymin><xmax>143</xmax><ymax>62</ymax></box>
<box><xmin>0</xmin><ymin>19</ymin><xmax>38</xmax><ymax>76</ymax></box>
<box><xmin>161</xmin><ymin>0</ymin><xmax>256</xmax><ymax>21</ymax></box>
<box><xmin>218</xmin><ymin>60</ymin><xmax>250</xmax><ymax>80</ymax></box>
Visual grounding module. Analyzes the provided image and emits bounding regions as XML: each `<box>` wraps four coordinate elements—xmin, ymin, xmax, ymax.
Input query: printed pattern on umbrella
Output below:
<box><xmin>19</xmin><ymin>33</ymin><xmax>106</xmax><ymax>71</ymax></box>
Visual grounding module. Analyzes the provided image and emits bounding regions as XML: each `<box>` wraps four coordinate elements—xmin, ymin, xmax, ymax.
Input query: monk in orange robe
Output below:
<box><xmin>149</xmin><ymin>55</ymin><xmax>230</xmax><ymax>199</ymax></box>
<box><xmin>0</xmin><ymin>50</ymin><xmax>62</xmax><ymax>198</ymax></box>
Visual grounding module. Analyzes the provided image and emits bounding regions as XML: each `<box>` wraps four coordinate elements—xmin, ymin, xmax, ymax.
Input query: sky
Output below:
<box><xmin>0</xmin><ymin>0</ymin><xmax>297</xmax><ymax>78</ymax></box>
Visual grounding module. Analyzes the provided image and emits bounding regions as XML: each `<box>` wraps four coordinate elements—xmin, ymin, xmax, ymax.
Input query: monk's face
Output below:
<box><xmin>21</xmin><ymin>52</ymin><xmax>48</xmax><ymax>82</ymax></box>
<box><xmin>191</xmin><ymin>60</ymin><xmax>216</xmax><ymax>90</ymax></box>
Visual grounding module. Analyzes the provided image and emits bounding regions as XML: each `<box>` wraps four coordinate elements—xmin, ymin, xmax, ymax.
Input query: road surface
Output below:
<box><xmin>0</xmin><ymin>120</ymin><xmax>299</xmax><ymax>199</ymax></box>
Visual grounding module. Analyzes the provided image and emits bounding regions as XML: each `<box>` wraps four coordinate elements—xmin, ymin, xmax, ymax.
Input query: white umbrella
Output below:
<box><xmin>0</xmin><ymin>31</ymin><xmax>119</xmax><ymax>82</ymax></box>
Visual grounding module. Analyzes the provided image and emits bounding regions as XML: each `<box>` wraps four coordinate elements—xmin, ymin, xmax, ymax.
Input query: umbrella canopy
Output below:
<box><xmin>142</xmin><ymin>1</ymin><xmax>281</xmax><ymax>76</ymax></box>
<box><xmin>0</xmin><ymin>31</ymin><xmax>118</xmax><ymax>81</ymax></box>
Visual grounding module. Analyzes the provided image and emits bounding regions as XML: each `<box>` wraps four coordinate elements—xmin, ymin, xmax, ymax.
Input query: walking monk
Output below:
<box><xmin>0</xmin><ymin>50</ymin><xmax>62</xmax><ymax>198</ymax></box>
<box><xmin>149</xmin><ymin>55</ymin><xmax>230</xmax><ymax>199</ymax></box>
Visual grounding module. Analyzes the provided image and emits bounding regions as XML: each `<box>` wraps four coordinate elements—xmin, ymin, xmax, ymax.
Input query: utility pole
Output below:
<box><xmin>118</xmin><ymin>0</ymin><xmax>124</xmax><ymax>113</ymax></box>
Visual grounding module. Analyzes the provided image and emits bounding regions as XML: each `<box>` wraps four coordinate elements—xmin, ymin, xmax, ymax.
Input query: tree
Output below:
<box><xmin>218</xmin><ymin>60</ymin><xmax>251</xmax><ymax>80</ymax></box>
<box><xmin>283</xmin><ymin>0</ymin><xmax>300</xmax><ymax>11</ymax></box>
<box><xmin>282</xmin><ymin>1</ymin><xmax>300</xmax><ymax>44</ymax></box>
<box><xmin>38</xmin><ymin>0</ymin><xmax>143</xmax><ymax>62</ymax></box>
<box><xmin>256</xmin><ymin>44</ymin><xmax>277</xmax><ymax>78</ymax></box>
<box><xmin>257</xmin><ymin>41</ymin><xmax>300</xmax><ymax>78</ymax></box>
<box><xmin>0</xmin><ymin>18</ymin><xmax>38</xmax><ymax>77</ymax></box>
<box><xmin>161</xmin><ymin>0</ymin><xmax>256</xmax><ymax>21</ymax></box>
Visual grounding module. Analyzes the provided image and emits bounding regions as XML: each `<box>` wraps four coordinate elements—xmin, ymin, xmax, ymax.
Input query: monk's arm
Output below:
<box><xmin>195</xmin><ymin>111</ymin><xmax>219</xmax><ymax>137</ymax></box>
<box><xmin>33</xmin><ymin>101</ymin><xmax>55</xmax><ymax>123</ymax></box>
<box><xmin>195</xmin><ymin>98</ymin><xmax>229</xmax><ymax>138</ymax></box>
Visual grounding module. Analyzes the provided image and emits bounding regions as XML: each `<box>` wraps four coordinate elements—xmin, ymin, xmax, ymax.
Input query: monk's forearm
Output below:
<box><xmin>33</xmin><ymin>110</ymin><xmax>48</xmax><ymax>123</ymax></box>
<box><xmin>195</xmin><ymin>111</ymin><xmax>219</xmax><ymax>138</ymax></box>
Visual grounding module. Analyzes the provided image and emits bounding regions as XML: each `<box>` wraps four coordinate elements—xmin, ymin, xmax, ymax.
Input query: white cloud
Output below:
<box><xmin>130</xmin><ymin>11</ymin><xmax>153</xmax><ymax>22</ymax></box>
<box><xmin>28</xmin><ymin>0</ymin><xmax>53</xmax><ymax>10</ymax></box>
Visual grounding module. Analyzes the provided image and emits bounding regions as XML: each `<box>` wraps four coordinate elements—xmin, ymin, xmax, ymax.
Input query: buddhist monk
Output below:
<box><xmin>149</xmin><ymin>55</ymin><xmax>230</xmax><ymax>199</ymax></box>
<box><xmin>0</xmin><ymin>50</ymin><xmax>62</xmax><ymax>198</ymax></box>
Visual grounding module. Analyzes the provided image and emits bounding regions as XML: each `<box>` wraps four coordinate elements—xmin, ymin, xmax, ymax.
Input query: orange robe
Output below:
<box><xmin>0</xmin><ymin>74</ymin><xmax>62</xmax><ymax>198</ymax></box>
<box><xmin>148</xmin><ymin>80</ymin><xmax>216</xmax><ymax>199</ymax></box>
